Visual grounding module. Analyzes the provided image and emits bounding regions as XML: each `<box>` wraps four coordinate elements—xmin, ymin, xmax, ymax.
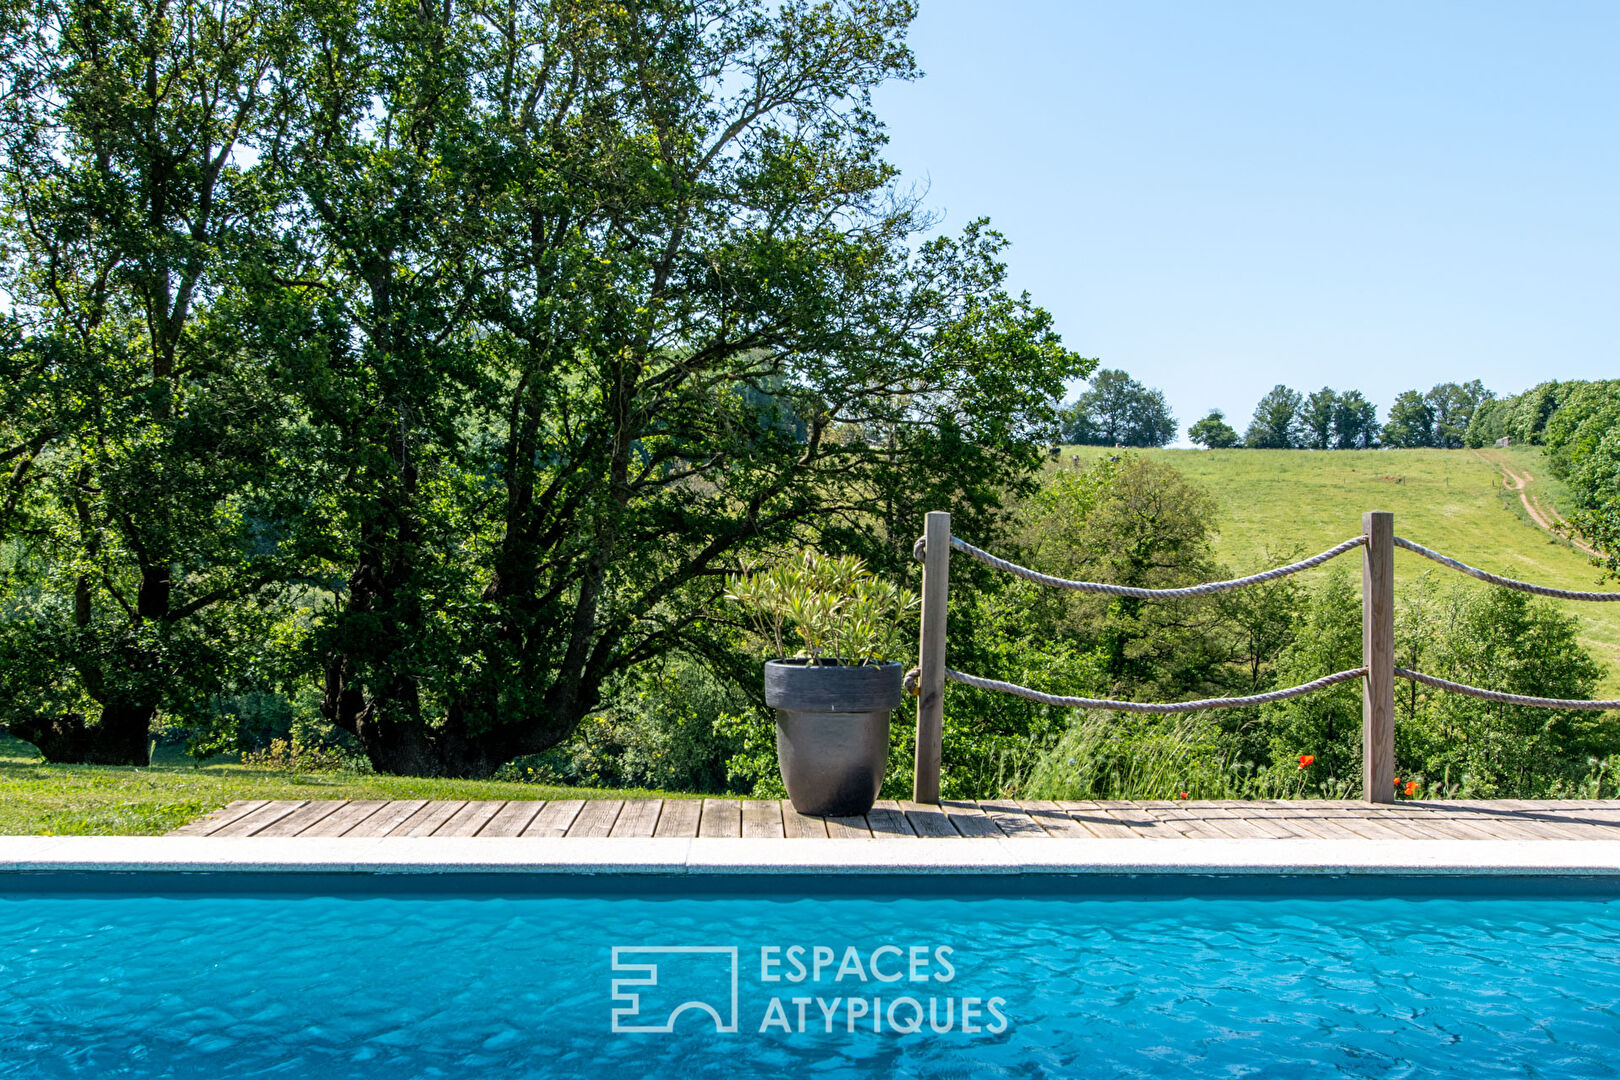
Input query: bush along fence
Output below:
<box><xmin>904</xmin><ymin>510</ymin><xmax>1620</xmax><ymax>805</ymax></box>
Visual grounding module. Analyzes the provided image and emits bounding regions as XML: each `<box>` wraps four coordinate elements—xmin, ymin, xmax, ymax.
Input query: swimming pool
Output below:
<box><xmin>2</xmin><ymin>873</ymin><xmax>1617</xmax><ymax>1079</ymax></box>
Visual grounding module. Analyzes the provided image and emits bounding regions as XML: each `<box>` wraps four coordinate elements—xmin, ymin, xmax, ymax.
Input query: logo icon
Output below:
<box><xmin>610</xmin><ymin>946</ymin><xmax>740</xmax><ymax>1034</ymax></box>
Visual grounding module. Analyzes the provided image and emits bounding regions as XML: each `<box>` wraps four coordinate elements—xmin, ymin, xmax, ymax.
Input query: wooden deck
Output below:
<box><xmin>172</xmin><ymin>798</ymin><xmax>1620</xmax><ymax>841</ymax></box>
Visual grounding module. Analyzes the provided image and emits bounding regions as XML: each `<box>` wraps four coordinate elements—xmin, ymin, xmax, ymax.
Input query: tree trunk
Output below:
<box><xmin>9</xmin><ymin>699</ymin><xmax>156</xmax><ymax>765</ymax></box>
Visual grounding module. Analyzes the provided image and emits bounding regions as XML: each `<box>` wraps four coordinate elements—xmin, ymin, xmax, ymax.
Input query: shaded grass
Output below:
<box><xmin>0</xmin><ymin>734</ymin><xmax>691</xmax><ymax>836</ymax></box>
<box><xmin>1057</xmin><ymin>446</ymin><xmax>1620</xmax><ymax>693</ymax></box>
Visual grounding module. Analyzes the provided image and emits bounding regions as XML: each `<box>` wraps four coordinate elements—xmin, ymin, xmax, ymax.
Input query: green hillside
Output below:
<box><xmin>1058</xmin><ymin>445</ymin><xmax>1620</xmax><ymax>694</ymax></box>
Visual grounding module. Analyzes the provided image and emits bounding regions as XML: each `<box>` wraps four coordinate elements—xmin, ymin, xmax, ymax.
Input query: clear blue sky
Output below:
<box><xmin>871</xmin><ymin>1</ymin><xmax>1620</xmax><ymax>444</ymax></box>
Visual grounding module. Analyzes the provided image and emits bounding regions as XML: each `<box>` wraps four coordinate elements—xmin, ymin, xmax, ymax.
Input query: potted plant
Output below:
<box><xmin>727</xmin><ymin>551</ymin><xmax>918</xmax><ymax>817</ymax></box>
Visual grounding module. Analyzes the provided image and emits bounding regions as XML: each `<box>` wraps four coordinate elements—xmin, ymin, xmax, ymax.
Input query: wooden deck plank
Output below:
<box><xmin>211</xmin><ymin>800</ymin><xmax>306</xmax><ymax>837</ymax></box>
<box><xmin>175</xmin><ymin>796</ymin><xmax>1620</xmax><ymax>842</ymax></box>
<box><xmin>436</xmin><ymin>801</ymin><xmax>508</xmax><ymax>837</ymax></box>
<box><xmin>172</xmin><ymin>800</ymin><xmax>267</xmax><ymax>836</ymax></box>
<box><xmin>1136</xmin><ymin>805</ymin><xmax>1236</xmax><ymax>839</ymax></box>
<box><xmin>1250</xmin><ymin>801</ymin><xmax>1382</xmax><ymax>840</ymax></box>
<box><xmin>1018</xmin><ymin>800</ymin><xmax>1103</xmax><ymax>838</ymax></box>
<box><xmin>653</xmin><ymin>799</ymin><xmax>702</xmax><ymax>838</ymax></box>
<box><xmin>524</xmin><ymin>799</ymin><xmax>585</xmax><ymax>837</ymax></box>
<box><xmin>609</xmin><ymin>799</ymin><xmax>663</xmax><ymax>838</ymax></box>
<box><xmin>300</xmin><ymin>800</ymin><xmax>392</xmax><ymax>838</ymax></box>
<box><xmin>699</xmin><ymin>798</ymin><xmax>741</xmax><ymax>838</ymax></box>
<box><xmin>742</xmin><ymin>799</ymin><xmax>785</xmax><ymax>839</ymax></box>
<box><xmin>1090</xmin><ymin>803</ymin><xmax>1177</xmax><ymax>838</ymax></box>
<box><xmin>1317</xmin><ymin>809</ymin><xmax>1429</xmax><ymax>841</ymax></box>
<box><xmin>481</xmin><ymin>801</ymin><xmax>545</xmax><ymax>838</ymax></box>
<box><xmin>1053</xmin><ymin>801</ymin><xmax>1150</xmax><ymax>838</ymax></box>
<box><xmin>898</xmin><ymin>800</ymin><xmax>958</xmax><ymax>838</ymax></box>
<box><xmin>867</xmin><ymin>800</ymin><xmax>917</xmax><ymax>838</ymax></box>
<box><xmin>345</xmin><ymin>799</ymin><xmax>430</xmax><ymax>841</ymax></box>
<box><xmin>1435</xmin><ymin>804</ymin><xmax>1613</xmax><ymax>840</ymax></box>
<box><xmin>782</xmin><ymin>806</ymin><xmax>830</xmax><ymax>838</ymax></box>
<box><xmin>1395</xmin><ymin>807</ymin><xmax>1547</xmax><ymax>841</ymax></box>
<box><xmin>390</xmin><ymin>801</ymin><xmax>466</xmax><ymax>837</ymax></box>
<box><xmin>253</xmin><ymin>800</ymin><xmax>347</xmax><ymax>838</ymax></box>
<box><xmin>565</xmin><ymin>799</ymin><xmax>624</xmax><ymax>838</ymax></box>
<box><xmin>978</xmin><ymin>800</ymin><xmax>1049</xmax><ymax>838</ymax></box>
<box><xmin>942</xmin><ymin>800</ymin><xmax>1004</xmax><ymax>837</ymax></box>
<box><xmin>824</xmin><ymin>815</ymin><xmax>872</xmax><ymax>838</ymax></box>
<box><xmin>1206</xmin><ymin>806</ymin><xmax>1313</xmax><ymax>840</ymax></box>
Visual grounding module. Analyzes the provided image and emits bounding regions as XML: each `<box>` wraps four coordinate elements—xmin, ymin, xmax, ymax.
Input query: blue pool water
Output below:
<box><xmin>1</xmin><ymin>874</ymin><xmax>1618</xmax><ymax>1079</ymax></box>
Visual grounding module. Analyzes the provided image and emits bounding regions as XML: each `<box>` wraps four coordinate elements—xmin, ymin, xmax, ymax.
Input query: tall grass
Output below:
<box><xmin>1023</xmin><ymin>713</ymin><xmax>1355</xmax><ymax>801</ymax></box>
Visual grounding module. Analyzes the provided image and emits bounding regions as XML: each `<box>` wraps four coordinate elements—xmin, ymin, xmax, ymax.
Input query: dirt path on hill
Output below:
<box><xmin>1474</xmin><ymin>450</ymin><xmax>1602</xmax><ymax>558</ymax></box>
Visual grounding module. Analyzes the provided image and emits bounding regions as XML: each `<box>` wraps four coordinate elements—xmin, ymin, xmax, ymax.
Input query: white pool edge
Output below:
<box><xmin>5</xmin><ymin>836</ymin><xmax>1620</xmax><ymax>876</ymax></box>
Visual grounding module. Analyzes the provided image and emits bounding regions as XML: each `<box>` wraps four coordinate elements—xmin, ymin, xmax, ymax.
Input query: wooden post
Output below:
<box><xmin>1362</xmin><ymin>510</ymin><xmax>1395</xmax><ymax>804</ymax></box>
<box><xmin>913</xmin><ymin>511</ymin><xmax>950</xmax><ymax>804</ymax></box>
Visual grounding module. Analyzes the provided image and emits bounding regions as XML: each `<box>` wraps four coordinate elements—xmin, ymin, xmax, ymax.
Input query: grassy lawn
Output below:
<box><xmin>0</xmin><ymin>734</ymin><xmax>688</xmax><ymax>836</ymax></box>
<box><xmin>1058</xmin><ymin>446</ymin><xmax>1620</xmax><ymax>694</ymax></box>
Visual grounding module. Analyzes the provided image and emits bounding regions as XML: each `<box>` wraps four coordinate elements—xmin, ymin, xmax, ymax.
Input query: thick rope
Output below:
<box><xmin>1393</xmin><ymin>537</ymin><xmax>1620</xmax><ymax>602</ymax></box>
<box><xmin>902</xmin><ymin>665</ymin><xmax>1367</xmax><ymax>713</ymax></box>
<box><xmin>914</xmin><ymin>534</ymin><xmax>1366</xmax><ymax>599</ymax></box>
<box><xmin>1395</xmin><ymin>668</ymin><xmax>1620</xmax><ymax>710</ymax></box>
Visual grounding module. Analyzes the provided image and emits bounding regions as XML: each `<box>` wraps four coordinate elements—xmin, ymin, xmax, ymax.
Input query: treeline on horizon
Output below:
<box><xmin>1065</xmin><ymin>369</ymin><xmax>1618</xmax><ymax>573</ymax></box>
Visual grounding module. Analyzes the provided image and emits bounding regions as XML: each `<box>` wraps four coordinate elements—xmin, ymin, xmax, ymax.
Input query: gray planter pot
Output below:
<box><xmin>764</xmin><ymin>659</ymin><xmax>903</xmax><ymax>817</ymax></box>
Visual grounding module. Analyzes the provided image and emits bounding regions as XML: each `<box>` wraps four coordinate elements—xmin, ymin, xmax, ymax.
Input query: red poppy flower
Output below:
<box><xmin>1178</xmin><ymin>792</ymin><xmax>1189</xmax><ymax>799</ymax></box>
<box><xmin>1298</xmin><ymin>754</ymin><xmax>1315</xmax><ymax>768</ymax></box>
<box><xmin>1404</xmin><ymin>780</ymin><xmax>1419</xmax><ymax>797</ymax></box>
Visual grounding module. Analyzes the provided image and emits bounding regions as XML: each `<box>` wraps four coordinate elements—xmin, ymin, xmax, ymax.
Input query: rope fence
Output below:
<box><xmin>907</xmin><ymin>507</ymin><xmax>1620</xmax><ymax>805</ymax></box>
<box><xmin>905</xmin><ymin>665</ymin><xmax>1368</xmax><ymax>713</ymax></box>
<box><xmin>1393</xmin><ymin>536</ymin><xmax>1620</xmax><ymax>602</ymax></box>
<box><xmin>917</xmin><ymin>534</ymin><xmax>1367</xmax><ymax>599</ymax></box>
<box><xmin>1395</xmin><ymin>668</ymin><xmax>1620</xmax><ymax>710</ymax></box>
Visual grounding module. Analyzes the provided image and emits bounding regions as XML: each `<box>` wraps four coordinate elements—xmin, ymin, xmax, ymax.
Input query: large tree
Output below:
<box><xmin>1297</xmin><ymin>387</ymin><xmax>1336</xmax><ymax>450</ymax></box>
<box><xmin>0</xmin><ymin>0</ymin><xmax>301</xmax><ymax>762</ymax></box>
<box><xmin>1186</xmin><ymin>409</ymin><xmax>1239</xmax><ymax>449</ymax></box>
<box><xmin>1425</xmin><ymin>379</ymin><xmax>1489</xmax><ymax>449</ymax></box>
<box><xmin>1059</xmin><ymin>368</ymin><xmax>1175</xmax><ymax>447</ymax></box>
<box><xmin>271</xmin><ymin>0</ymin><xmax>1088</xmax><ymax>775</ymax></box>
<box><xmin>1330</xmin><ymin>389</ymin><xmax>1379</xmax><ymax>449</ymax></box>
<box><xmin>1243</xmin><ymin>384</ymin><xmax>1301</xmax><ymax>449</ymax></box>
<box><xmin>1383</xmin><ymin>390</ymin><xmax>1435</xmax><ymax>448</ymax></box>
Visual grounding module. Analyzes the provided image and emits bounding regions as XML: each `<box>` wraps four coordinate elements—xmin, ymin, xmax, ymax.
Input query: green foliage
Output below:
<box><xmin>1383</xmin><ymin>390</ymin><xmax>1436</xmax><ymax>448</ymax></box>
<box><xmin>1473</xmin><ymin>380</ymin><xmax>1620</xmax><ymax>573</ymax></box>
<box><xmin>940</xmin><ymin>455</ymin><xmax>1307</xmax><ymax>797</ymax></box>
<box><xmin>0</xmin><ymin>0</ymin><xmax>1089</xmax><ymax>776</ymax></box>
<box><xmin>1386</xmin><ymin>382</ymin><xmax>1490</xmax><ymax>449</ymax></box>
<box><xmin>0</xmin><ymin>0</ymin><xmax>306</xmax><ymax>764</ymax></box>
<box><xmin>1425</xmin><ymin>380</ymin><xmax>1490</xmax><ymax>448</ymax></box>
<box><xmin>726</xmin><ymin>551</ymin><xmax>916</xmax><ymax>664</ymax></box>
<box><xmin>1395</xmin><ymin>576</ymin><xmax>1611</xmax><ymax>796</ymax></box>
<box><xmin>1186</xmin><ymin>410</ymin><xmax>1239</xmax><ymax>449</ymax></box>
<box><xmin>1243</xmin><ymin>385</ymin><xmax>1303</xmax><ymax>448</ymax></box>
<box><xmin>1059</xmin><ymin>369</ymin><xmax>1175</xmax><ymax>448</ymax></box>
<box><xmin>1255</xmin><ymin>569</ymin><xmax>1614</xmax><ymax>798</ymax></box>
<box><xmin>503</xmin><ymin>658</ymin><xmax>754</xmax><ymax>794</ymax></box>
<box><xmin>1026</xmin><ymin>715</ymin><xmax>1349</xmax><ymax>801</ymax></box>
<box><xmin>1330</xmin><ymin>390</ymin><xmax>1379</xmax><ymax>449</ymax></box>
<box><xmin>1297</xmin><ymin>388</ymin><xmax>1337</xmax><ymax>450</ymax></box>
<box><xmin>1256</xmin><ymin>573</ymin><xmax>1365</xmax><ymax>789</ymax></box>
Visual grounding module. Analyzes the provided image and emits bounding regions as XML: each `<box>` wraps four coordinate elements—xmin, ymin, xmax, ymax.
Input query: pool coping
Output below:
<box><xmin>6</xmin><ymin>836</ymin><xmax>1620</xmax><ymax>876</ymax></box>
